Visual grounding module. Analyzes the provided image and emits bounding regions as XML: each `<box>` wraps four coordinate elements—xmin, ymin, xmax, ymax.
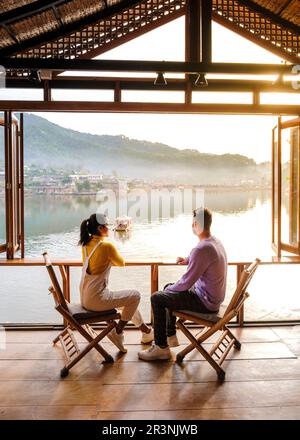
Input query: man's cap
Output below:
<box><xmin>193</xmin><ymin>208</ymin><xmax>204</xmax><ymax>225</ymax></box>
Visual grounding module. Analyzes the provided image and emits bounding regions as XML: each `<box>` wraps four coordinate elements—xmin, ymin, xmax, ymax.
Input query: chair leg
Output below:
<box><xmin>226</xmin><ymin>327</ymin><xmax>242</xmax><ymax>350</ymax></box>
<box><xmin>53</xmin><ymin>326</ymin><xmax>70</xmax><ymax>344</ymax></box>
<box><xmin>176</xmin><ymin>320</ymin><xmax>211</xmax><ymax>360</ymax></box>
<box><xmin>176</xmin><ymin>320</ymin><xmax>225</xmax><ymax>381</ymax></box>
<box><xmin>60</xmin><ymin>323</ymin><xmax>116</xmax><ymax>377</ymax></box>
<box><xmin>76</xmin><ymin>322</ymin><xmax>116</xmax><ymax>362</ymax></box>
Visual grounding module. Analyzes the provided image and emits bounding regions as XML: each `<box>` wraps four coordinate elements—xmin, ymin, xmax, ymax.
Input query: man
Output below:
<box><xmin>138</xmin><ymin>207</ymin><xmax>227</xmax><ymax>361</ymax></box>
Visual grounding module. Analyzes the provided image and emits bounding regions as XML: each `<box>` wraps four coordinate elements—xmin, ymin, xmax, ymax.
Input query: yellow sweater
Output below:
<box><xmin>82</xmin><ymin>235</ymin><xmax>125</xmax><ymax>275</ymax></box>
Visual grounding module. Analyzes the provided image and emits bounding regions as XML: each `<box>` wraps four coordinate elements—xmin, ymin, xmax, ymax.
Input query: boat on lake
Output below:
<box><xmin>114</xmin><ymin>216</ymin><xmax>133</xmax><ymax>232</ymax></box>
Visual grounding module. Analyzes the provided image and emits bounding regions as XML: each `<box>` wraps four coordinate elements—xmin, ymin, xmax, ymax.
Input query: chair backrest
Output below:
<box><xmin>43</xmin><ymin>252</ymin><xmax>68</xmax><ymax>311</ymax></box>
<box><xmin>224</xmin><ymin>258</ymin><xmax>261</xmax><ymax>316</ymax></box>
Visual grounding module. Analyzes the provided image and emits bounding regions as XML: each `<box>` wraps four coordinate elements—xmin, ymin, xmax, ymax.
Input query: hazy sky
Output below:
<box><xmin>30</xmin><ymin>17</ymin><xmax>297</xmax><ymax>163</ymax></box>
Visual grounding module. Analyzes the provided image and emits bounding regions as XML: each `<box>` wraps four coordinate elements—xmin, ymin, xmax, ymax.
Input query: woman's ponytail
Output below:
<box><xmin>79</xmin><ymin>219</ymin><xmax>90</xmax><ymax>246</ymax></box>
<box><xmin>78</xmin><ymin>214</ymin><xmax>101</xmax><ymax>246</ymax></box>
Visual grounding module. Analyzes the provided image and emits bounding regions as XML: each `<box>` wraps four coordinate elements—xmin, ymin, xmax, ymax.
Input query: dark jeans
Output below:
<box><xmin>151</xmin><ymin>283</ymin><xmax>215</xmax><ymax>347</ymax></box>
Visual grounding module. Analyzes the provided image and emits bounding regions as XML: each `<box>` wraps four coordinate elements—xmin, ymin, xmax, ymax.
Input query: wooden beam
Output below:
<box><xmin>0</xmin><ymin>100</ymin><xmax>299</xmax><ymax>115</ymax></box>
<box><xmin>6</xmin><ymin>76</ymin><xmax>299</xmax><ymax>93</ymax></box>
<box><xmin>1</xmin><ymin>58</ymin><xmax>296</xmax><ymax>74</ymax></box>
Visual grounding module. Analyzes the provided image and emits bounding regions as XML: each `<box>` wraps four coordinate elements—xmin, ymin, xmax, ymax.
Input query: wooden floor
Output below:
<box><xmin>1</xmin><ymin>326</ymin><xmax>300</xmax><ymax>420</ymax></box>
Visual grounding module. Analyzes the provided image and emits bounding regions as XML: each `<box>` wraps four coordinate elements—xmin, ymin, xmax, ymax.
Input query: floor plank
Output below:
<box><xmin>0</xmin><ymin>341</ymin><xmax>295</xmax><ymax>361</ymax></box>
<box><xmin>0</xmin><ymin>329</ymin><xmax>299</xmax><ymax>420</ymax></box>
<box><xmin>95</xmin><ymin>406</ymin><xmax>300</xmax><ymax>420</ymax></box>
<box><xmin>4</xmin><ymin>327</ymin><xmax>281</xmax><ymax>344</ymax></box>
<box><xmin>94</xmin><ymin>380</ymin><xmax>300</xmax><ymax>412</ymax></box>
<box><xmin>271</xmin><ymin>326</ymin><xmax>300</xmax><ymax>340</ymax></box>
<box><xmin>0</xmin><ymin>406</ymin><xmax>97</xmax><ymax>420</ymax></box>
<box><xmin>0</xmin><ymin>358</ymin><xmax>300</xmax><ymax>383</ymax></box>
<box><xmin>282</xmin><ymin>340</ymin><xmax>300</xmax><ymax>357</ymax></box>
<box><xmin>1</xmin><ymin>379</ymin><xmax>300</xmax><ymax>410</ymax></box>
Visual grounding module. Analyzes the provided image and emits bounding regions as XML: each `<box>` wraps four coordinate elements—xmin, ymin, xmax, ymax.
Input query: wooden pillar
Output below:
<box><xmin>19</xmin><ymin>113</ymin><xmax>25</xmax><ymax>258</ymax></box>
<box><xmin>150</xmin><ymin>264</ymin><xmax>159</xmax><ymax>324</ymax></box>
<box><xmin>43</xmin><ymin>80</ymin><xmax>51</xmax><ymax>101</ymax></box>
<box><xmin>185</xmin><ymin>0</ymin><xmax>212</xmax><ymax>102</ymax></box>
<box><xmin>185</xmin><ymin>0</ymin><xmax>201</xmax><ymax>103</ymax></box>
<box><xmin>185</xmin><ymin>0</ymin><xmax>201</xmax><ymax>66</ymax></box>
<box><xmin>277</xmin><ymin>116</ymin><xmax>282</xmax><ymax>257</ymax></box>
<box><xmin>4</xmin><ymin>111</ymin><xmax>14</xmax><ymax>259</ymax></box>
<box><xmin>114</xmin><ymin>81</ymin><xmax>121</xmax><ymax>103</ymax></box>
<box><xmin>200</xmin><ymin>0</ymin><xmax>212</xmax><ymax>64</ymax></box>
<box><xmin>237</xmin><ymin>264</ymin><xmax>245</xmax><ymax>326</ymax></box>
<box><xmin>60</xmin><ymin>265</ymin><xmax>71</xmax><ymax>327</ymax></box>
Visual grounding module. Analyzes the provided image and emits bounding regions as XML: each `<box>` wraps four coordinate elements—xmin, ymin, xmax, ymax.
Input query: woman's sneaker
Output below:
<box><xmin>107</xmin><ymin>328</ymin><xmax>127</xmax><ymax>353</ymax></box>
<box><xmin>141</xmin><ymin>329</ymin><xmax>154</xmax><ymax>344</ymax></box>
<box><xmin>167</xmin><ymin>334</ymin><xmax>180</xmax><ymax>347</ymax></box>
<box><xmin>138</xmin><ymin>344</ymin><xmax>171</xmax><ymax>361</ymax></box>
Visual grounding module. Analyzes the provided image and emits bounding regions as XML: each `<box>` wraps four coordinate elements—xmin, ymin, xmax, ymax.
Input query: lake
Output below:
<box><xmin>0</xmin><ymin>189</ymin><xmax>299</xmax><ymax>324</ymax></box>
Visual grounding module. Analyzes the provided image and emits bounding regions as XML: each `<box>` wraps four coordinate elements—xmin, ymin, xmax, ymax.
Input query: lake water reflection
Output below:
<box><xmin>0</xmin><ymin>189</ymin><xmax>299</xmax><ymax>324</ymax></box>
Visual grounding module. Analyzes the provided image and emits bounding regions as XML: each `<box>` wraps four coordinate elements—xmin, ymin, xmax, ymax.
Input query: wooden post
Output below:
<box><xmin>114</xmin><ymin>80</ymin><xmax>121</xmax><ymax>102</ymax></box>
<box><xmin>200</xmin><ymin>0</ymin><xmax>212</xmax><ymax>64</ymax></box>
<box><xmin>185</xmin><ymin>0</ymin><xmax>201</xmax><ymax>101</ymax></box>
<box><xmin>43</xmin><ymin>80</ymin><xmax>51</xmax><ymax>101</ymax></box>
<box><xmin>19</xmin><ymin>113</ymin><xmax>25</xmax><ymax>258</ymax></box>
<box><xmin>237</xmin><ymin>264</ymin><xmax>245</xmax><ymax>326</ymax></box>
<box><xmin>277</xmin><ymin>116</ymin><xmax>282</xmax><ymax>257</ymax></box>
<box><xmin>4</xmin><ymin>111</ymin><xmax>14</xmax><ymax>259</ymax></box>
<box><xmin>64</xmin><ymin>265</ymin><xmax>70</xmax><ymax>303</ymax></box>
<box><xmin>151</xmin><ymin>264</ymin><xmax>158</xmax><ymax>293</ymax></box>
<box><xmin>185</xmin><ymin>0</ymin><xmax>201</xmax><ymax>65</ymax></box>
<box><xmin>59</xmin><ymin>265</ymin><xmax>70</xmax><ymax>327</ymax></box>
<box><xmin>253</xmin><ymin>91</ymin><xmax>260</xmax><ymax>106</ymax></box>
<box><xmin>150</xmin><ymin>264</ymin><xmax>159</xmax><ymax>324</ymax></box>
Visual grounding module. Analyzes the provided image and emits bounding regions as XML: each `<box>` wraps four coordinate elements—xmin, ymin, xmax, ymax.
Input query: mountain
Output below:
<box><xmin>1</xmin><ymin>113</ymin><xmax>267</xmax><ymax>184</ymax></box>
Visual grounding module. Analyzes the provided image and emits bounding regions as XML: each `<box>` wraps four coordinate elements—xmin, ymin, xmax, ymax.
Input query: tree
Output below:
<box><xmin>62</xmin><ymin>175</ymin><xmax>72</xmax><ymax>184</ymax></box>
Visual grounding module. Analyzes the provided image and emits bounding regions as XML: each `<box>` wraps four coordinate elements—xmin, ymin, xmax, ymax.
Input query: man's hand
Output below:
<box><xmin>176</xmin><ymin>257</ymin><xmax>188</xmax><ymax>265</ymax></box>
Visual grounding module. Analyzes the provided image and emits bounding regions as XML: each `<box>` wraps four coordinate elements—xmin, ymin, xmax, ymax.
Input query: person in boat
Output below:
<box><xmin>139</xmin><ymin>207</ymin><xmax>227</xmax><ymax>361</ymax></box>
<box><xmin>79</xmin><ymin>213</ymin><xmax>153</xmax><ymax>352</ymax></box>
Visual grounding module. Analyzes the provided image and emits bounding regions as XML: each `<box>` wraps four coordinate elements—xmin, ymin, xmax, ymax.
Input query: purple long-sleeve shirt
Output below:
<box><xmin>166</xmin><ymin>236</ymin><xmax>227</xmax><ymax>311</ymax></box>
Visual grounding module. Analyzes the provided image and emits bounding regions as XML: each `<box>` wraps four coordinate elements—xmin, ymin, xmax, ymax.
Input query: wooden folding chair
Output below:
<box><xmin>43</xmin><ymin>252</ymin><xmax>121</xmax><ymax>378</ymax></box>
<box><xmin>173</xmin><ymin>258</ymin><xmax>261</xmax><ymax>381</ymax></box>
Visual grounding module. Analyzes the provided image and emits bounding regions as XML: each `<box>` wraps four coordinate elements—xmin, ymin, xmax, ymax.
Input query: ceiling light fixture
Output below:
<box><xmin>154</xmin><ymin>72</ymin><xmax>167</xmax><ymax>86</ymax></box>
<box><xmin>194</xmin><ymin>73</ymin><xmax>208</xmax><ymax>87</ymax></box>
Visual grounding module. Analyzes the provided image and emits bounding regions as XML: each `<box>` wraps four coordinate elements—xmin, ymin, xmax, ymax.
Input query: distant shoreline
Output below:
<box><xmin>0</xmin><ymin>186</ymin><xmax>271</xmax><ymax>198</ymax></box>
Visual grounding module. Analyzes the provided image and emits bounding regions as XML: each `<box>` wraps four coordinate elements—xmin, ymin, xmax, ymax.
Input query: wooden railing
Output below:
<box><xmin>1</xmin><ymin>256</ymin><xmax>300</xmax><ymax>326</ymax></box>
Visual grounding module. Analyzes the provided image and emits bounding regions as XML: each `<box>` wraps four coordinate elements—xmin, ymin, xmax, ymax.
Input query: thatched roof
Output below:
<box><xmin>0</xmin><ymin>0</ymin><xmax>299</xmax><ymax>62</ymax></box>
<box><xmin>254</xmin><ymin>0</ymin><xmax>299</xmax><ymax>27</ymax></box>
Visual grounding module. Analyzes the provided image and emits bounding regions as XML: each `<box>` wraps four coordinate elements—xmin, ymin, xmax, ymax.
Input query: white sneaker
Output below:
<box><xmin>138</xmin><ymin>344</ymin><xmax>172</xmax><ymax>361</ymax></box>
<box><xmin>168</xmin><ymin>334</ymin><xmax>180</xmax><ymax>347</ymax></box>
<box><xmin>107</xmin><ymin>328</ymin><xmax>127</xmax><ymax>353</ymax></box>
<box><xmin>141</xmin><ymin>329</ymin><xmax>154</xmax><ymax>344</ymax></box>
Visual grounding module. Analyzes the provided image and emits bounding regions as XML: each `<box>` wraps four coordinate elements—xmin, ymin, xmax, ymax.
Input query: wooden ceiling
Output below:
<box><xmin>0</xmin><ymin>0</ymin><xmax>299</xmax><ymax>62</ymax></box>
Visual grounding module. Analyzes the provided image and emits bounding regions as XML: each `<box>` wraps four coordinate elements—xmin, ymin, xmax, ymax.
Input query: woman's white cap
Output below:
<box><xmin>96</xmin><ymin>213</ymin><xmax>110</xmax><ymax>225</ymax></box>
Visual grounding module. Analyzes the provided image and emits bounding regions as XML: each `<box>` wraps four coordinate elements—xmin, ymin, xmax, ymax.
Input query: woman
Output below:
<box><xmin>79</xmin><ymin>212</ymin><xmax>153</xmax><ymax>353</ymax></box>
